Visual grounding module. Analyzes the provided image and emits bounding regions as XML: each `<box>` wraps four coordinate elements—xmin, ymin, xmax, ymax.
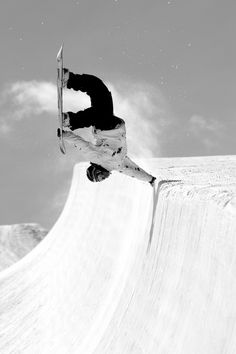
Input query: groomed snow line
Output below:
<box><xmin>0</xmin><ymin>156</ymin><xmax>236</xmax><ymax>354</ymax></box>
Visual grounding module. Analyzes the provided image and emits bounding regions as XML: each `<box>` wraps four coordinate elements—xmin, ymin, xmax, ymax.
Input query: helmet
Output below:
<box><xmin>86</xmin><ymin>163</ymin><xmax>111</xmax><ymax>182</ymax></box>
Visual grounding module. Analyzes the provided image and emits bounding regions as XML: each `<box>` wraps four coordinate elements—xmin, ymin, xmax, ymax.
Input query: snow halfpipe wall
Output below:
<box><xmin>0</xmin><ymin>156</ymin><xmax>236</xmax><ymax>353</ymax></box>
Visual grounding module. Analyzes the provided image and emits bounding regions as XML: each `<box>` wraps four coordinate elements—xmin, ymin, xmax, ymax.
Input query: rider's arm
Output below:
<box><xmin>62</xmin><ymin>130</ymin><xmax>92</xmax><ymax>150</ymax></box>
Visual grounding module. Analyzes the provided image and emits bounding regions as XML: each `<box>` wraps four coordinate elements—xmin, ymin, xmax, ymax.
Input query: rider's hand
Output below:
<box><xmin>57</xmin><ymin>128</ymin><xmax>62</xmax><ymax>138</ymax></box>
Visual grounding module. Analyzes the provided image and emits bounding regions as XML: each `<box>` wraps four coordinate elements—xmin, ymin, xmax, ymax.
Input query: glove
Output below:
<box><xmin>149</xmin><ymin>176</ymin><xmax>156</xmax><ymax>187</ymax></box>
<box><xmin>57</xmin><ymin>128</ymin><xmax>64</xmax><ymax>138</ymax></box>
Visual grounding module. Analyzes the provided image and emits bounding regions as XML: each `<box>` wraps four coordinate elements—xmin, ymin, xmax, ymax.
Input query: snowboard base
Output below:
<box><xmin>57</xmin><ymin>45</ymin><xmax>66</xmax><ymax>155</ymax></box>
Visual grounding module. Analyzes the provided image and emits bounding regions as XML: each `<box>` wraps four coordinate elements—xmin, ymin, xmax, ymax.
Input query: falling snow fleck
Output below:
<box><xmin>160</xmin><ymin>76</ymin><xmax>165</xmax><ymax>85</ymax></box>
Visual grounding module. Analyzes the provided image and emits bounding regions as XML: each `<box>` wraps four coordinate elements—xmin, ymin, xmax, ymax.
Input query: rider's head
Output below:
<box><xmin>86</xmin><ymin>163</ymin><xmax>111</xmax><ymax>182</ymax></box>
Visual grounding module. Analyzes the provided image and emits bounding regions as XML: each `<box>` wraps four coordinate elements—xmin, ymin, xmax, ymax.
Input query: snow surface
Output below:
<box><xmin>0</xmin><ymin>156</ymin><xmax>236</xmax><ymax>353</ymax></box>
<box><xmin>0</xmin><ymin>223</ymin><xmax>47</xmax><ymax>270</ymax></box>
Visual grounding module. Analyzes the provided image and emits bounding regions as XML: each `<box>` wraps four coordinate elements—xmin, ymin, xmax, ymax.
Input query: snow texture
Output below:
<box><xmin>0</xmin><ymin>223</ymin><xmax>47</xmax><ymax>270</ymax></box>
<box><xmin>0</xmin><ymin>156</ymin><xmax>235</xmax><ymax>353</ymax></box>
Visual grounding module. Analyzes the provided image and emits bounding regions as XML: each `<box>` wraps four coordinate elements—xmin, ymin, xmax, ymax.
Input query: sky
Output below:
<box><xmin>0</xmin><ymin>0</ymin><xmax>235</xmax><ymax>229</ymax></box>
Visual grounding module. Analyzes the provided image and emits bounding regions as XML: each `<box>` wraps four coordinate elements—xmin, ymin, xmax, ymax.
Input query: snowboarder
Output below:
<box><xmin>59</xmin><ymin>70</ymin><xmax>156</xmax><ymax>187</ymax></box>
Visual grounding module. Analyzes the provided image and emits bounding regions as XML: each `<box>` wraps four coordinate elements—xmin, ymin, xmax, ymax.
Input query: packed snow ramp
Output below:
<box><xmin>1</xmin><ymin>156</ymin><xmax>236</xmax><ymax>354</ymax></box>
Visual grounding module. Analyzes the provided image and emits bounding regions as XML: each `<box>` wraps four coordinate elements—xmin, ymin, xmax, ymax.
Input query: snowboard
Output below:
<box><xmin>56</xmin><ymin>45</ymin><xmax>66</xmax><ymax>154</ymax></box>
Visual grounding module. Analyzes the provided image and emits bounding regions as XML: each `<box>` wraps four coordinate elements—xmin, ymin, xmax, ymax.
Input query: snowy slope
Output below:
<box><xmin>0</xmin><ymin>156</ymin><xmax>235</xmax><ymax>353</ymax></box>
<box><xmin>0</xmin><ymin>223</ymin><xmax>47</xmax><ymax>271</ymax></box>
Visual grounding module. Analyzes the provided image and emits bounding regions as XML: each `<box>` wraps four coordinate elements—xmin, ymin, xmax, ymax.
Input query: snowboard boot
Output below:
<box><xmin>149</xmin><ymin>176</ymin><xmax>156</xmax><ymax>187</ymax></box>
<box><xmin>62</xmin><ymin>112</ymin><xmax>71</xmax><ymax>128</ymax></box>
<box><xmin>62</xmin><ymin>68</ymin><xmax>70</xmax><ymax>88</ymax></box>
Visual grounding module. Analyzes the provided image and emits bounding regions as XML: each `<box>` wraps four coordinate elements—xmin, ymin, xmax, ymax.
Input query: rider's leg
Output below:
<box><xmin>63</xmin><ymin>71</ymin><xmax>118</xmax><ymax>130</ymax></box>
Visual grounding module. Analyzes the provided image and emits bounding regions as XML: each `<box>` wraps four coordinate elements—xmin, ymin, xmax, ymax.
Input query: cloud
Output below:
<box><xmin>108</xmin><ymin>81</ymin><xmax>170</xmax><ymax>157</ymax></box>
<box><xmin>0</xmin><ymin>121</ymin><xmax>11</xmax><ymax>135</ymax></box>
<box><xmin>189</xmin><ymin>115</ymin><xmax>221</xmax><ymax>133</ymax></box>
<box><xmin>0</xmin><ymin>81</ymin><xmax>90</xmax><ymax>130</ymax></box>
<box><xmin>10</xmin><ymin>81</ymin><xmax>57</xmax><ymax>117</ymax></box>
<box><xmin>0</xmin><ymin>79</ymin><xmax>170</xmax><ymax>156</ymax></box>
<box><xmin>188</xmin><ymin>114</ymin><xmax>223</xmax><ymax>151</ymax></box>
